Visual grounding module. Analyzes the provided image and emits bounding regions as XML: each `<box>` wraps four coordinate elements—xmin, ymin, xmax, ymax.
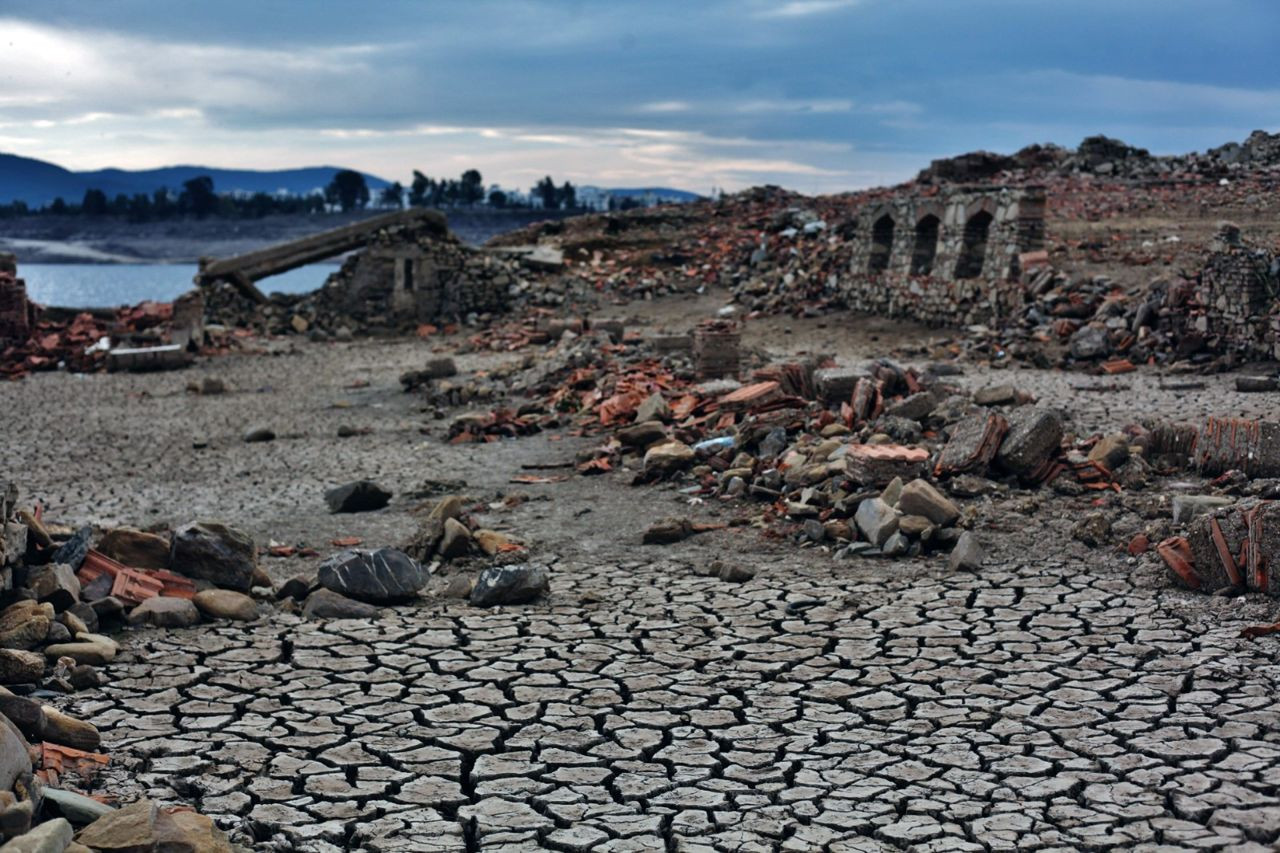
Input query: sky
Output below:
<box><xmin>1</xmin><ymin>0</ymin><xmax>1279</xmax><ymax>195</ymax></box>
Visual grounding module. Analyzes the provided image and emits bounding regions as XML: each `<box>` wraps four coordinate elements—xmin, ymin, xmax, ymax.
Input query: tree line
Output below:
<box><xmin>0</xmin><ymin>168</ymin><xmax>584</xmax><ymax>220</ymax></box>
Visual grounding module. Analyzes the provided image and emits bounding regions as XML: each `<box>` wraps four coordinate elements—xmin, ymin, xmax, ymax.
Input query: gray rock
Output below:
<box><xmin>948</xmin><ymin>531</ymin><xmax>984</xmax><ymax>571</ymax></box>
<box><xmin>882</xmin><ymin>532</ymin><xmax>910</xmax><ymax>557</ymax></box>
<box><xmin>324</xmin><ymin>480</ymin><xmax>392</xmax><ymax>514</ymax></box>
<box><xmin>192</xmin><ymin>589</ymin><xmax>257</xmax><ymax>622</ymax></box>
<box><xmin>96</xmin><ymin>528</ymin><xmax>170</xmax><ymax>570</ymax></box>
<box><xmin>996</xmin><ymin>407</ymin><xmax>1064</xmax><ymax>479</ymax></box>
<box><xmin>26</xmin><ymin>564</ymin><xmax>80</xmax><ymax>612</ymax></box>
<box><xmin>243</xmin><ymin>426</ymin><xmax>275</xmax><ymax>443</ymax></box>
<box><xmin>883</xmin><ymin>391</ymin><xmax>938</xmax><ymax>422</ymax></box>
<box><xmin>437</xmin><ymin>518</ymin><xmax>474</xmax><ymax>560</ymax></box>
<box><xmin>317</xmin><ymin>548</ymin><xmax>426</xmax><ymax>604</ymax></box>
<box><xmin>718</xmin><ymin>563</ymin><xmax>756</xmax><ymax>583</ymax></box>
<box><xmin>302</xmin><ymin>589</ymin><xmax>381</xmax><ymax>620</ymax></box>
<box><xmin>470</xmin><ymin>564</ymin><xmax>549</xmax><ymax>607</ymax></box>
<box><xmin>0</xmin><ymin>715</ymin><xmax>30</xmax><ymax>795</ymax></box>
<box><xmin>974</xmin><ymin>384</ymin><xmax>1018</xmax><ymax>406</ymax></box>
<box><xmin>854</xmin><ymin>498</ymin><xmax>899</xmax><ymax>548</ymax></box>
<box><xmin>50</xmin><ymin>528</ymin><xmax>91</xmax><ymax>573</ymax></box>
<box><xmin>170</xmin><ymin>521</ymin><xmax>257</xmax><ymax>591</ymax></box>
<box><xmin>43</xmin><ymin>634</ymin><xmax>117</xmax><ymax>666</ymax></box>
<box><xmin>42</xmin><ymin>789</ymin><xmax>114</xmax><ymax>827</ymax></box>
<box><xmin>634</xmin><ymin>392</ymin><xmax>671</xmax><ymax>424</ymax></box>
<box><xmin>1069</xmin><ymin>325</ymin><xmax>1110</xmax><ymax>360</ymax></box>
<box><xmin>0</xmin><ymin>817</ymin><xmax>72</xmax><ymax>852</ymax></box>
<box><xmin>897</xmin><ymin>479</ymin><xmax>960</xmax><ymax>527</ymax></box>
<box><xmin>0</xmin><ymin>651</ymin><xmax>43</xmax><ymax>684</ymax></box>
<box><xmin>1236</xmin><ymin>375</ymin><xmax>1278</xmax><ymax>392</ymax></box>
<box><xmin>1172</xmin><ymin>495</ymin><xmax>1235</xmax><ymax>525</ymax></box>
<box><xmin>127</xmin><ymin>597</ymin><xmax>200</xmax><ymax>628</ymax></box>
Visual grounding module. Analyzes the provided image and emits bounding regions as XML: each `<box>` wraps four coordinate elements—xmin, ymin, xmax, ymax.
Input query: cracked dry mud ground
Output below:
<box><xmin>7</xmin><ymin>307</ymin><xmax>1280</xmax><ymax>851</ymax></box>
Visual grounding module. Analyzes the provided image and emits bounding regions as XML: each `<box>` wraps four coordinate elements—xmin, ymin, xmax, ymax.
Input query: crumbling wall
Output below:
<box><xmin>1191</xmin><ymin>226</ymin><xmax>1280</xmax><ymax>360</ymax></box>
<box><xmin>841</xmin><ymin>185</ymin><xmax>1046</xmax><ymax>326</ymax></box>
<box><xmin>0</xmin><ymin>254</ymin><xmax>35</xmax><ymax>345</ymax></box>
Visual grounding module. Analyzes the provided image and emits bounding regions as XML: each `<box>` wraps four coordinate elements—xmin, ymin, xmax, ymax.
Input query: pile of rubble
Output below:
<box><xmin>0</xmin><ymin>473</ymin><xmax>550</xmax><ymax>850</ymax></box>
<box><xmin>918</xmin><ymin>130</ymin><xmax>1280</xmax><ymax>183</ymax></box>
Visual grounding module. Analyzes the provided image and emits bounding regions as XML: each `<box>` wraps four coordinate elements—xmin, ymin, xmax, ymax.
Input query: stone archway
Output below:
<box><xmin>910</xmin><ymin>214</ymin><xmax>940</xmax><ymax>276</ymax></box>
<box><xmin>868</xmin><ymin>214</ymin><xmax>895</xmax><ymax>274</ymax></box>
<box><xmin>954</xmin><ymin>210</ymin><xmax>994</xmax><ymax>279</ymax></box>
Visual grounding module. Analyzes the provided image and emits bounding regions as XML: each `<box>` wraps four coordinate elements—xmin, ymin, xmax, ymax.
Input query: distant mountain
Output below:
<box><xmin>606</xmin><ymin>187</ymin><xmax>703</xmax><ymax>202</ymax></box>
<box><xmin>0</xmin><ymin>153</ymin><xmax>391</xmax><ymax>205</ymax></box>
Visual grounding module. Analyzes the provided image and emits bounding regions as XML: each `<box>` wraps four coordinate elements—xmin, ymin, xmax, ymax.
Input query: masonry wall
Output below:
<box><xmin>1191</xmin><ymin>234</ymin><xmax>1280</xmax><ymax>360</ymax></box>
<box><xmin>841</xmin><ymin>185</ymin><xmax>1047</xmax><ymax>326</ymax></box>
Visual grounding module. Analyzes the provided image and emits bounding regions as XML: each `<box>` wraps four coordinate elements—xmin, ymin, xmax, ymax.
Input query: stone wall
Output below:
<box><xmin>1189</xmin><ymin>225</ymin><xmax>1280</xmax><ymax>360</ymax></box>
<box><xmin>840</xmin><ymin>185</ymin><xmax>1047</xmax><ymax>326</ymax></box>
<box><xmin>0</xmin><ymin>254</ymin><xmax>34</xmax><ymax>345</ymax></box>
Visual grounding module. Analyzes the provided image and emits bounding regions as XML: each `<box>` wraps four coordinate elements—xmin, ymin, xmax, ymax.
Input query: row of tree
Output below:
<box><xmin>0</xmin><ymin>168</ymin><xmax>585</xmax><ymax>220</ymax></box>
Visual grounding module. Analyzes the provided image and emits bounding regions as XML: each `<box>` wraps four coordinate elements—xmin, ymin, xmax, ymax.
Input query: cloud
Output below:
<box><xmin>754</xmin><ymin>0</ymin><xmax>863</xmax><ymax>18</ymax></box>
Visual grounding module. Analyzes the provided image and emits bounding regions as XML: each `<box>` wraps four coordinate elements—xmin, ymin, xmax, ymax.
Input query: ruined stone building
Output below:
<box><xmin>840</xmin><ymin>185</ymin><xmax>1047</xmax><ymax>327</ymax></box>
<box><xmin>1186</xmin><ymin>224</ymin><xmax>1280</xmax><ymax>360</ymax></box>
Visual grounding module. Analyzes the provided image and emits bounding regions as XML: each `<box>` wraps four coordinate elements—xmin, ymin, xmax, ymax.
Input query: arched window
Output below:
<box><xmin>954</xmin><ymin>211</ymin><xmax>994</xmax><ymax>279</ymax></box>
<box><xmin>868</xmin><ymin>214</ymin><xmax>894</xmax><ymax>273</ymax></box>
<box><xmin>910</xmin><ymin>214</ymin><xmax>940</xmax><ymax>275</ymax></box>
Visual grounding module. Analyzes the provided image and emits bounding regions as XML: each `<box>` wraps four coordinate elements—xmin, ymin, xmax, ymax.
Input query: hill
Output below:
<box><xmin>0</xmin><ymin>153</ymin><xmax>391</xmax><ymax>205</ymax></box>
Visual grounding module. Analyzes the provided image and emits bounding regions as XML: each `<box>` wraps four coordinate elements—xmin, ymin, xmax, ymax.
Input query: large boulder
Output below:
<box><xmin>470</xmin><ymin>564</ymin><xmax>549</xmax><ymax>607</ymax></box>
<box><xmin>76</xmin><ymin>800</ymin><xmax>157</xmax><ymax>852</ymax></box>
<box><xmin>26</xmin><ymin>563</ymin><xmax>80</xmax><ymax>612</ymax></box>
<box><xmin>317</xmin><ymin>549</ymin><xmax>426</xmax><ymax>604</ymax></box>
<box><xmin>170</xmin><ymin>522</ymin><xmax>256</xmax><ymax>591</ymax></box>
<box><xmin>0</xmin><ymin>603</ymin><xmax>51</xmax><ymax>651</ymax></box>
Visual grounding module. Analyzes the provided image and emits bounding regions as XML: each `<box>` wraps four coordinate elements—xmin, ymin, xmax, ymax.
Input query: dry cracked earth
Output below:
<box><xmin>7</xmin><ymin>305</ymin><xmax>1280</xmax><ymax>851</ymax></box>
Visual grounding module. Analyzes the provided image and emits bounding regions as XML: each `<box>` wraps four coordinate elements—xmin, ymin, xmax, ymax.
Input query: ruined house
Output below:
<box><xmin>197</xmin><ymin>209</ymin><xmax>519</xmax><ymax>334</ymax></box>
<box><xmin>0</xmin><ymin>254</ymin><xmax>35</xmax><ymax>345</ymax></box>
<box><xmin>841</xmin><ymin>185</ymin><xmax>1047</xmax><ymax>327</ymax></box>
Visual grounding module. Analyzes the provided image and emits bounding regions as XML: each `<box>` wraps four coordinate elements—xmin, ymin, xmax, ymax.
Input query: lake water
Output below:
<box><xmin>19</xmin><ymin>263</ymin><xmax>338</xmax><ymax>308</ymax></box>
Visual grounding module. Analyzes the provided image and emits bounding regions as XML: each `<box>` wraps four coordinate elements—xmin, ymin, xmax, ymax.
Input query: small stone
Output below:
<box><xmin>643</xmin><ymin>441</ymin><xmax>695</xmax><ymax>477</ymax></box>
<box><xmin>948</xmin><ymin>531</ymin><xmax>984</xmax><ymax>571</ymax></box>
<box><xmin>192</xmin><ymin>590</ymin><xmax>258</xmax><ymax>622</ymax></box>
<box><xmin>302</xmin><ymin>589</ymin><xmax>381</xmax><ymax>620</ymax></box>
<box><xmin>472</xmin><ymin>530</ymin><xmax>519</xmax><ymax>557</ymax></box>
<box><xmin>854</xmin><ymin>498</ymin><xmax>899</xmax><ymax>548</ymax></box>
<box><xmin>50</xmin><ymin>528</ymin><xmax>91</xmax><ymax>573</ymax></box>
<box><xmin>317</xmin><ymin>548</ymin><xmax>426</xmax><ymax>604</ymax></box>
<box><xmin>1072</xmin><ymin>512</ymin><xmax>1112</xmax><ymax>548</ymax></box>
<box><xmin>635</xmin><ymin>393</ymin><xmax>671</xmax><ymax>424</ymax></box>
<box><xmin>470</xmin><ymin>565</ymin><xmax>549</xmax><ymax>607</ymax></box>
<box><xmin>718</xmin><ymin>564</ymin><xmax>755</xmax><ymax>583</ymax></box>
<box><xmin>974</xmin><ymin>384</ymin><xmax>1018</xmax><ymax>406</ymax></box>
<box><xmin>1236</xmin><ymin>375</ymin><xmax>1278</xmax><ymax>392</ymax></box>
<box><xmin>200</xmin><ymin>377</ymin><xmax>226</xmax><ymax>394</ymax></box>
<box><xmin>880</xmin><ymin>476</ymin><xmax>904</xmax><ymax>506</ymax></box>
<box><xmin>127</xmin><ymin>597</ymin><xmax>200</xmax><ymax>628</ymax></box>
<box><xmin>26</xmin><ymin>564</ymin><xmax>80</xmax><ymax>612</ymax></box>
<box><xmin>0</xmin><ymin>817</ymin><xmax>72</xmax><ymax>852</ymax></box>
<box><xmin>437</xmin><ymin>519</ymin><xmax>474</xmax><ymax>560</ymax></box>
<box><xmin>43</xmin><ymin>634</ymin><xmax>117</xmax><ymax>666</ymax></box>
<box><xmin>897</xmin><ymin>479</ymin><xmax>960</xmax><ymax>526</ymax></box>
<box><xmin>41</xmin><ymin>706</ymin><xmax>99</xmax><ymax>752</ymax></box>
<box><xmin>617</xmin><ymin>421</ymin><xmax>667</xmax><ymax>448</ymax></box>
<box><xmin>0</xmin><ymin>603</ymin><xmax>52</xmax><ymax>651</ymax></box>
<box><xmin>42</xmin><ymin>790</ymin><xmax>114</xmax><ymax>827</ymax></box>
<box><xmin>324</xmin><ymin>480</ymin><xmax>392</xmax><ymax>514</ymax></box>
<box><xmin>882</xmin><ymin>532</ymin><xmax>909</xmax><ymax>557</ymax></box>
<box><xmin>76</xmin><ymin>800</ymin><xmax>157</xmax><ymax>851</ymax></box>
<box><xmin>443</xmin><ymin>576</ymin><xmax>473</xmax><ymax>599</ymax></box>
<box><xmin>1172</xmin><ymin>495</ymin><xmax>1235</xmax><ymax>525</ymax></box>
<box><xmin>1088</xmin><ymin>434</ymin><xmax>1130</xmax><ymax>470</ymax></box>
<box><xmin>0</xmin><ymin>651</ymin><xmax>43</xmax><ymax>684</ymax></box>
<box><xmin>899</xmin><ymin>515</ymin><xmax>933</xmax><ymax>538</ymax></box>
<box><xmin>275</xmin><ymin>574</ymin><xmax>314</xmax><ymax>601</ymax></box>
<box><xmin>242</xmin><ymin>427</ymin><xmax>275</xmax><ymax>443</ymax></box>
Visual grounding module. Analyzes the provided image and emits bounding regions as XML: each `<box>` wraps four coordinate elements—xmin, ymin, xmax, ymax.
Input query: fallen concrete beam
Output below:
<box><xmin>194</xmin><ymin>208</ymin><xmax>449</xmax><ymax>302</ymax></box>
